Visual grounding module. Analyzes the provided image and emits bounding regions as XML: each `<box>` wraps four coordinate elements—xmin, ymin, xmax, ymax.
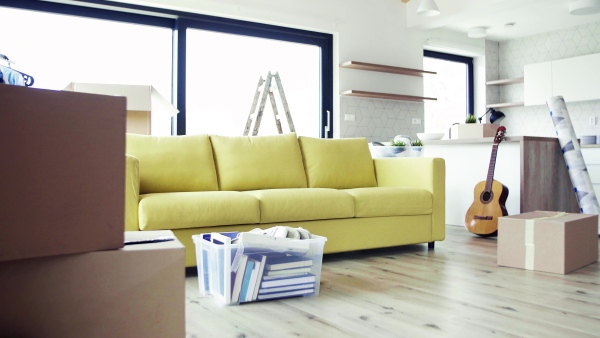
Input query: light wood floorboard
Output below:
<box><xmin>185</xmin><ymin>225</ymin><xmax>600</xmax><ymax>337</ymax></box>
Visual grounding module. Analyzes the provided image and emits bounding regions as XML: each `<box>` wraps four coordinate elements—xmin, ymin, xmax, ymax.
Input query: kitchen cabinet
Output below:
<box><xmin>423</xmin><ymin>136</ymin><xmax>579</xmax><ymax>226</ymax></box>
<box><xmin>524</xmin><ymin>53</ymin><xmax>600</xmax><ymax>106</ymax></box>
<box><xmin>579</xmin><ymin>146</ymin><xmax>600</xmax><ymax>234</ymax></box>
<box><xmin>524</xmin><ymin>61</ymin><xmax>552</xmax><ymax>106</ymax></box>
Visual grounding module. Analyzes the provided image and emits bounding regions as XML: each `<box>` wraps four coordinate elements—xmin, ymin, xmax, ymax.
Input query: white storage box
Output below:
<box><xmin>192</xmin><ymin>232</ymin><xmax>327</xmax><ymax>305</ymax></box>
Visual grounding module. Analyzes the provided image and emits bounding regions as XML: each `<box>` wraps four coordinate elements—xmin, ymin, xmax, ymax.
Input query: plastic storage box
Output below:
<box><xmin>193</xmin><ymin>232</ymin><xmax>327</xmax><ymax>305</ymax></box>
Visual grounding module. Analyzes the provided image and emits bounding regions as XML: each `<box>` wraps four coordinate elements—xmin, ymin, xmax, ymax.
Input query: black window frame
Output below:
<box><xmin>1</xmin><ymin>0</ymin><xmax>334</xmax><ymax>138</ymax></box>
<box><xmin>423</xmin><ymin>50</ymin><xmax>474</xmax><ymax>118</ymax></box>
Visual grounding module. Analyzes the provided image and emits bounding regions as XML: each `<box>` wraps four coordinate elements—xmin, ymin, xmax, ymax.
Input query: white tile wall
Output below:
<box><xmin>340</xmin><ymin>96</ymin><xmax>424</xmax><ymax>142</ymax></box>
<box><xmin>489</xmin><ymin>21</ymin><xmax>600</xmax><ymax>137</ymax></box>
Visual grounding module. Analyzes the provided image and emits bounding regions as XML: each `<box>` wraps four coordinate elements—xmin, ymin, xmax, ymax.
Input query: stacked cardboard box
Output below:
<box><xmin>0</xmin><ymin>86</ymin><xmax>185</xmax><ymax>337</ymax></box>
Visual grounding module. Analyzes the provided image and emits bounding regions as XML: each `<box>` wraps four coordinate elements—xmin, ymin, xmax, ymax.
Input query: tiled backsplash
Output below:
<box><xmin>340</xmin><ymin>96</ymin><xmax>424</xmax><ymax>142</ymax></box>
<box><xmin>491</xmin><ymin>21</ymin><xmax>600</xmax><ymax>137</ymax></box>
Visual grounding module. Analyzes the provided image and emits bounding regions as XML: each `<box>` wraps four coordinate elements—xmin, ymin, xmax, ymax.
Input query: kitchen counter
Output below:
<box><xmin>423</xmin><ymin>136</ymin><xmax>579</xmax><ymax>227</ymax></box>
<box><xmin>423</xmin><ymin>135</ymin><xmax>557</xmax><ymax>145</ymax></box>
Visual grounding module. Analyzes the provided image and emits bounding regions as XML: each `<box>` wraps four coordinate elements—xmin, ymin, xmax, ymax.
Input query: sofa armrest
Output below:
<box><xmin>373</xmin><ymin>157</ymin><xmax>445</xmax><ymax>241</ymax></box>
<box><xmin>125</xmin><ymin>154</ymin><xmax>140</xmax><ymax>231</ymax></box>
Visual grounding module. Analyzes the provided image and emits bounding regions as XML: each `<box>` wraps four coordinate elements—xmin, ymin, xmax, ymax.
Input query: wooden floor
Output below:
<box><xmin>185</xmin><ymin>225</ymin><xmax>600</xmax><ymax>337</ymax></box>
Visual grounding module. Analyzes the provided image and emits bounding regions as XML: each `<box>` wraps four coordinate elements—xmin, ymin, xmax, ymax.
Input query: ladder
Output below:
<box><xmin>243</xmin><ymin>72</ymin><xmax>296</xmax><ymax>136</ymax></box>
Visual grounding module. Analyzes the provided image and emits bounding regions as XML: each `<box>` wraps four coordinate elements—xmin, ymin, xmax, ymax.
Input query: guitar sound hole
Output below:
<box><xmin>480</xmin><ymin>191</ymin><xmax>494</xmax><ymax>204</ymax></box>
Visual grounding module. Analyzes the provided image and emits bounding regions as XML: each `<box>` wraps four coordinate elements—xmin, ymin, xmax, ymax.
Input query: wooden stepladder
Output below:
<box><xmin>243</xmin><ymin>72</ymin><xmax>296</xmax><ymax>136</ymax></box>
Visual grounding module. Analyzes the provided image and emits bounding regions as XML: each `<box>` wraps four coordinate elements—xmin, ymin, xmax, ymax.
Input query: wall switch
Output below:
<box><xmin>590</xmin><ymin>116</ymin><xmax>597</xmax><ymax>125</ymax></box>
<box><xmin>345</xmin><ymin>114</ymin><xmax>355</xmax><ymax>121</ymax></box>
<box><xmin>412</xmin><ymin>118</ymin><xmax>422</xmax><ymax>125</ymax></box>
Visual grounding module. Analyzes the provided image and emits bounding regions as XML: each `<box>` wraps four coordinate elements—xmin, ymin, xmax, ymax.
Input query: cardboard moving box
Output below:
<box><xmin>64</xmin><ymin>83</ymin><xmax>178</xmax><ymax>135</ymax></box>
<box><xmin>0</xmin><ymin>230</ymin><xmax>185</xmax><ymax>338</ymax></box>
<box><xmin>0</xmin><ymin>86</ymin><xmax>126</xmax><ymax>262</ymax></box>
<box><xmin>450</xmin><ymin>123</ymin><xmax>498</xmax><ymax>139</ymax></box>
<box><xmin>498</xmin><ymin>211</ymin><xmax>599</xmax><ymax>274</ymax></box>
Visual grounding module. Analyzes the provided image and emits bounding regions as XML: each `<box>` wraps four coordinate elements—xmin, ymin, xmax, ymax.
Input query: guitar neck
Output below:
<box><xmin>485</xmin><ymin>144</ymin><xmax>499</xmax><ymax>191</ymax></box>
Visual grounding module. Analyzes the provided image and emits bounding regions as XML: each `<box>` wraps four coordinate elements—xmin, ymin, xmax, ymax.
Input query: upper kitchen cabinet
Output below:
<box><xmin>524</xmin><ymin>61</ymin><xmax>552</xmax><ymax>106</ymax></box>
<box><xmin>553</xmin><ymin>53</ymin><xmax>600</xmax><ymax>103</ymax></box>
<box><xmin>524</xmin><ymin>53</ymin><xmax>600</xmax><ymax>106</ymax></box>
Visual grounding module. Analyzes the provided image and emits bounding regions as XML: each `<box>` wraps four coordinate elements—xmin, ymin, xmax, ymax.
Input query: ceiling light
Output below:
<box><xmin>468</xmin><ymin>27</ymin><xmax>487</xmax><ymax>38</ymax></box>
<box><xmin>569</xmin><ymin>0</ymin><xmax>600</xmax><ymax>15</ymax></box>
<box><xmin>417</xmin><ymin>0</ymin><xmax>440</xmax><ymax>17</ymax></box>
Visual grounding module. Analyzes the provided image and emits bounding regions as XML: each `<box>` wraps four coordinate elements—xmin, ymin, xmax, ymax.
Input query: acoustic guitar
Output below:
<box><xmin>464</xmin><ymin>126</ymin><xmax>508</xmax><ymax>237</ymax></box>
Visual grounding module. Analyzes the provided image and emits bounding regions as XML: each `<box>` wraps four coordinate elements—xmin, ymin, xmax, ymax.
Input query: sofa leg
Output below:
<box><xmin>428</xmin><ymin>241</ymin><xmax>435</xmax><ymax>249</ymax></box>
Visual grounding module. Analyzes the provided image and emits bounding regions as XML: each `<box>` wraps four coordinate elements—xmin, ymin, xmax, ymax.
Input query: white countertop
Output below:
<box><xmin>423</xmin><ymin>135</ymin><xmax>558</xmax><ymax>145</ymax></box>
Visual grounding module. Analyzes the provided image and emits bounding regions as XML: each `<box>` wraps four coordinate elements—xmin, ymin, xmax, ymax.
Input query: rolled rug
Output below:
<box><xmin>547</xmin><ymin>96</ymin><xmax>600</xmax><ymax>234</ymax></box>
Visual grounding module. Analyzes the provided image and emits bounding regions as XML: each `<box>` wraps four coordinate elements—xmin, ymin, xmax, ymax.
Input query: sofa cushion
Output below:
<box><xmin>138</xmin><ymin>191</ymin><xmax>260</xmax><ymax>230</ymax></box>
<box><xmin>343</xmin><ymin>187</ymin><xmax>432</xmax><ymax>218</ymax></box>
<box><xmin>126</xmin><ymin>134</ymin><xmax>218</xmax><ymax>194</ymax></box>
<box><xmin>243</xmin><ymin>188</ymin><xmax>355</xmax><ymax>223</ymax></box>
<box><xmin>298</xmin><ymin>136</ymin><xmax>377</xmax><ymax>189</ymax></box>
<box><xmin>210</xmin><ymin>133</ymin><xmax>307</xmax><ymax>191</ymax></box>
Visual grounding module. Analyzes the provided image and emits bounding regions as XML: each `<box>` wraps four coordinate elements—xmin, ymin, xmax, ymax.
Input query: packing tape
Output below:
<box><xmin>525</xmin><ymin>219</ymin><xmax>535</xmax><ymax>270</ymax></box>
<box><xmin>524</xmin><ymin>212</ymin><xmax>567</xmax><ymax>270</ymax></box>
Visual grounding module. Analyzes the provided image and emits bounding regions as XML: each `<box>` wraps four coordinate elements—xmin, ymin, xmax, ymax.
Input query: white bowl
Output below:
<box><xmin>417</xmin><ymin>132</ymin><xmax>444</xmax><ymax>141</ymax></box>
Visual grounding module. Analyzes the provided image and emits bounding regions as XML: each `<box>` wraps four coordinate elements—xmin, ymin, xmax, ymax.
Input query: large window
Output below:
<box><xmin>186</xmin><ymin>30</ymin><xmax>320</xmax><ymax>137</ymax></box>
<box><xmin>0</xmin><ymin>5</ymin><xmax>172</xmax><ymax>97</ymax></box>
<box><xmin>0</xmin><ymin>1</ymin><xmax>333</xmax><ymax>137</ymax></box>
<box><xmin>423</xmin><ymin>51</ymin><xmax>474</xmax><ymax>135</ymax></box>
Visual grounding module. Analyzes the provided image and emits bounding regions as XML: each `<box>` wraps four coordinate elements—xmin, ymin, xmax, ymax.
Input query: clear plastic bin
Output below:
<box><xmin>192</xmin><ymin>232</ymin><xmax>327</xmax><ymax>305</ymax></box>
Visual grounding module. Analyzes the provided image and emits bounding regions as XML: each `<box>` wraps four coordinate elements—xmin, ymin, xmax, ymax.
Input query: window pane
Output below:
<box><xmin>423</xmin><ymin>57</ymin><xmax>467</xmax><ymax>134</ymax></box>
<box><xmin>0</xmin><ymin>7</ymin><xmax>172</xmax><ymax>101</ymax></box>
<box><xmin>186</xmin><ymin>29</ymin><xmax>320</xmax><ymax>137</ymax></box>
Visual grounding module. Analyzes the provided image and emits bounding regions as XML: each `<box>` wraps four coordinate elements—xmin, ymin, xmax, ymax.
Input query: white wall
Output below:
<box><xmin>111</xmin><ymin>0</ymin><xmax>427</xmax><ymax>140</ymax></box>
<box><xmin>488</xmin><ymin>21</ymin><xmax>600</xmax><ymax>137</ymax></box>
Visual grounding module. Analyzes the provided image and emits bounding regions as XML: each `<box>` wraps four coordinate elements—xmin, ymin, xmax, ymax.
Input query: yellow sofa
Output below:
<box><xmin>125</xmin><ymin>133</ymin><xmax>445</xmax><ymax>267</ymax></box>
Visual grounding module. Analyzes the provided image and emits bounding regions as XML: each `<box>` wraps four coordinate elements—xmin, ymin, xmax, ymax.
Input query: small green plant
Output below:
<box><xmin>411</xmin><ymin>139</ymin><xmax>423</xmax><ymax>146</ymax></box>
<box><xmin>390</xmin><ymin>140</ymin><xmax>406</xmax><ymax>146</ymax></box>
<box><xmin>465</xmin><ymin>115</ymin><xmax>477</xmax><ymax>124</ymax></box>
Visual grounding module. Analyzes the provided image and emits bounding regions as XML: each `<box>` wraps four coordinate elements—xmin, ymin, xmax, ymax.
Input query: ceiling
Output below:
<box><xmin>408</xmin><ymin>0</ymin><xmax>600</xmax><ymax>41</ymax></box>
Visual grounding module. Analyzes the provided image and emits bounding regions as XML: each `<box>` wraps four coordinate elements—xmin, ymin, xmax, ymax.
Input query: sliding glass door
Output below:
<box><xmin>186</xmin><ymin>29</ymin><xmax>320</xmax><ymax>137</ymax></box>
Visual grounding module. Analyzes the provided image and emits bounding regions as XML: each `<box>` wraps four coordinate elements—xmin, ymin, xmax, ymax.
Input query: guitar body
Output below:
<box><xmin>465</xmin><ymin>179</ymin><xmax>509</xmax><ymax>237</ymax></box>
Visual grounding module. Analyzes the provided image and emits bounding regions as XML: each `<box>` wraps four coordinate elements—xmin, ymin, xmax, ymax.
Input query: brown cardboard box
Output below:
<box><xmin>0</xmin><ymin>86</ymin><xmax>126</xmax><ymax>262</ymax></box>
<box><xmin>450</xmin><ymin>123</ymin><xmax>498</xmax><ymax>139</ymax></box>
<box><xmin>0</xmin><ymin>230</ymin><xmax>185</xmax><ymax>338</ymax></box>
<box><xmin>63</xmin><ymin>83</ymin><xmax>179</xmax><ymax>135</ymax></box>
<box><xmin>498</xmin><ymin>211</ymin><xmax>599</xmax><ymax>274</ymax></box>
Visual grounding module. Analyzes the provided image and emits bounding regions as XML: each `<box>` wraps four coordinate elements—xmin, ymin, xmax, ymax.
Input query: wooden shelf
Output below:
<box><xmin>341</xmin><ymin>90</ymin><xmax>437</xmax><ymax>102</ymax></box>
<box><xmin>486</xmin><ymin>101</ymin><xmax>524</xmax><ymax>109</ymax></box>
<box><xmin>340</xmin><ymin>61</ymin><xmax>436</xmax><ymax>77</ymax></box>
<box><xmin>486</xmin><ymin>77</ymin><xmax>524</xmax><ymax>86</ymax></box>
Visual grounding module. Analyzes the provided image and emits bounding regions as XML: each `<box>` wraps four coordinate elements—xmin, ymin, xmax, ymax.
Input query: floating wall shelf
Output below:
<box><xmin>341</xmin><ymin>90</ymin><xmax>437</xmax><ymax>103</ymax></box>
<box><xmin>339</xmin><ymin>61</ymin><xmax>437</xmax><ymax>103</ymax></box>
<box><xmin>486</xmin><ymin>102</ymin><xmax>524</xmax><ymax>109</ymax></box>
<box><xmin>486</xmin><ymin>77</ymin><xmax>524</xmax><ymax>86</ymax></box>
<box><xmin>340</xmin><ymin>61</ymin><xmax>436</xmax><ymax>77</ymax></box>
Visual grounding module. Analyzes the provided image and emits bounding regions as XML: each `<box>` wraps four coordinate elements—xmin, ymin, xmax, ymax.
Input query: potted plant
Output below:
<box><xmin>411</xmin><ymin>139</ymin><xmax>423</xmax><ymax>157</ymax></box>
<box><xmin>388</xmin><ymin>139</ymin><xmax>409</xmax><ymax>157</ymax></box>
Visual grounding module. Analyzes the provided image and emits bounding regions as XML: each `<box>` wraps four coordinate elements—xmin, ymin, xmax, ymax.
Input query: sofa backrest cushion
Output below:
<box><xmin>210</xmin><ymin>133</ymin><xmax>307</xmax><ymax>191</ymax></box>
<box><xmin>126</xmin><ymin>134</ymin><xmax>218</xmax><ymax>194</ymax></box>
<box><xmin>298</xmin><ymin>136</ymin><xmax>377</xmax><ymax>189</ymax></box>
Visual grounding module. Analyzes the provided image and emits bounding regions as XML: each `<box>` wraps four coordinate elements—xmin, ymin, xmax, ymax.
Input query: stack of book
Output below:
<box><xmin>230</xmin><ymin>253</ymin><xmax>315</xmax><ymax>303</ymax></box>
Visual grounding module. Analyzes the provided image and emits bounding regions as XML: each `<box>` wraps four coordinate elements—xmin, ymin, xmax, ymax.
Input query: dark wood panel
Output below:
<box><xmin>521</xmin><ymin>138</ymin><xmax>579</xmax><ymax>213</ymax></box>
